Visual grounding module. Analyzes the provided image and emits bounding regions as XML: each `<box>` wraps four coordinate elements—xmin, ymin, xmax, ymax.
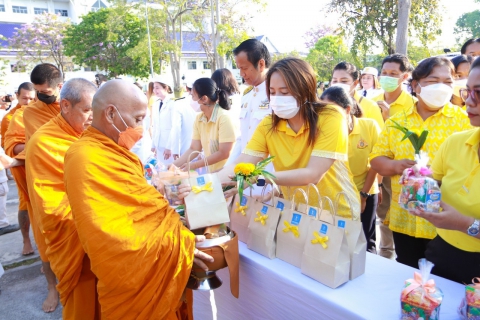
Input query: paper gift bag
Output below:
<box><xmin>276</xmin><ymin>189</ymin><xmax>313</xmax><ymax>267</ymax></box>
<box><xmin>183</xmin><ymin>152</ymin><xmax>230</xmax><ymax>230</ymax></box>
<box><xmin>229</xmin><ymin>190</ymin><xmax>255</xmax><ymax>243</ymax></box>
<box><xmin>301</xmin><ymin>198</ymin><xmax>350</xmax><ymax>289</ymax></box>
<box><xmin>334</xmin><ymin>192</ymin><xmax>367</xmax><ymax>280</ymax></box>
<box><xmin>247</xmin><ymin>185</ymin><xmax>282</xmax><ymax>259</ymax></box>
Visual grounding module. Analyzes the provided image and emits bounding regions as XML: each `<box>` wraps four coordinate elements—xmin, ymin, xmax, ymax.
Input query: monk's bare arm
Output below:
<box><xmin>13</xmin><ymin>143</ymin><xmax>25</xmax><ymax>155</ymax></box>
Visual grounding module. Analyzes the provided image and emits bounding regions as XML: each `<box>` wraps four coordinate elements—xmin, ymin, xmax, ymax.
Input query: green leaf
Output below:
<box><xmin>237</xmin><ymin>175</ymin><xmax>244</xmax><ymax>201</ymax></box>
<box><xmin>400</xmin><ymin>131</ymin><xmax>414</xmax><ymax>142</ymax></box>
<box><xmin>417</xmin><ymin>130</ymin><xmax>429</xmax><ymax>151</ymax></box>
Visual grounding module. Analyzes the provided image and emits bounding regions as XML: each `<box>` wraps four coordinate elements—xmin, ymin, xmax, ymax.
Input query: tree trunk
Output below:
<box><xmin>215</xmin><ymin>0</ymin><xmax>224</xmax><ymax>69</ymax></box>
<box><xmin>210</xmin><ymin>0</ymin><xmax>217</xmax><ymax>70</ymax></box>
<box><xmin>395</xmin><ymin>0</ymin><xmax>411</xmax><ymax>54</ymax></box>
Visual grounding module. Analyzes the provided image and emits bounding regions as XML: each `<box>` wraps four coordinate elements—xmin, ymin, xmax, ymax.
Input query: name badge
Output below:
<box><xmin>308</xmin><ymin>207</ymin><xmax>317</xmax><ymax>218</ymax></box>
<box><xmin>258</xmin><ymin>99</ymin><xmax>269</xmax><ymax>109</ymax></box>
<box><xmin>276</xmin><ymin>201</ymin><xmax>285</xmax><ymax>210</ymax></box>
<box><xmin>337</xmin><ymin>220</ymin><xmax>346</xmax><ymax>229</ymax></box>
<box><xmin>291</xmin><ymin>213</ymin><xmax>301</xmax><ymax>226</ymax></box>
<box><xmin>197</xmin><ymin>177</ymin><xmax>205</xmax><ymax>186</ymax></box>
<box><xmin>240</xmin><ymin>196</ymin><xmax>248</xmax><ymax>206</ymax></box>
<box><xmin>261</xmin><ymin>205</ymin><xmax>268</xmax><ymax>215</ymax></box>
<box><xmin>320</xmin><ymin>224</ymin><xmax>328</xmax><ymax>235</ymax></box>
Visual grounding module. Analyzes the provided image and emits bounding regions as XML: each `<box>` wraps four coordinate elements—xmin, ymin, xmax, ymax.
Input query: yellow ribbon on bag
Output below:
<box><xmin>254</xmin><ymin>211</ymin><xmax>268</xmax><ymax>225</ymax></box>
<box><xmin>283</xmin><ymin>220</ymin><xmax>300</xmax><ymax>238</ymax></box>
<box><xmin>311</xmin><ymin>231</ymin><xmax>329</xmax><ymax>249</ymax></box>
<box><xmin>192</xmin><ymin>182</ymin><xmax>213</xmax><ymax>194</ymax></box>
<box><xmin>235</xmin><ymin>203</ymin><xmax>248</xmax><ymax>216</ymax></box>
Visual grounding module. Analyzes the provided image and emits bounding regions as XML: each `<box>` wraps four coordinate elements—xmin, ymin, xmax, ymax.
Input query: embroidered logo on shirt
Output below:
<box><xmin>357</xmin><ymin>138</ymin><xmax>368</xmax><ymax>149</ymax></box>
<box><xmin>259</xmin><ymin>99</ymin><xmax>269</xmax><ymax>109</ymax></box>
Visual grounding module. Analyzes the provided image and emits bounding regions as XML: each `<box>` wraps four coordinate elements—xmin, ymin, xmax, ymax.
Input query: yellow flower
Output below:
<box><xmin>234</xmin><ymin>163</ymin><xmax>256</xmax><ymax>176</ymax></box>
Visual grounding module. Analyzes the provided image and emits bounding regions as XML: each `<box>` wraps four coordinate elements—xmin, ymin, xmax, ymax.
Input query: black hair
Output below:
<box><xmin>451</xmin><ymin>54</ymin><xmax>474</xmax><ymax>71</ymax></box>
<box><xmin>211</xmin><ymin>68</ymin><xmax>240</xmax><ymax>96</ymax></box>
<box><xmin>470</xmin><ymin>56</ymin><xmax>480</xmax><ymax>71</ymax></box>
<box><xmin>17</xmin><ymin>82</ymin><xmax>34</xmax><ymax>94</ymax></box>
<box><xmin>333</xmin><ymin>61</ymin><xmax>360</xmax><ymax>81</ymax></box>
<box><xmin>233</xmin><ymin>38</ymin><xmax>271</xmax><ymax>69</ymax></box>
<box><xmin>410</xmin><ymin>56</ymin><xmax>455</xmax><ymax>97</ymax></box>
<box><xmin>381</xmin><ymin>54</ymin><xmax>412</xmax><ymax>73</ymax></box>
<box><xmin>192</xmin><ymin>78</ymin><xmax>230</xmax><ymax>110</ymax></box>
<box><xmin>461</xmin><ymin>38</ymin><xmax>480</xmax><ymax>55</ymax></box>
<box><xmin>95</xmin><ymin>74</ymin><xmax>108</xmax><ymax>83</ymax></box>
<box><xmin>320</xmin><ymin>86</ymin><xmax>363</xmax><ymax>118</ymax></box>
<box><xmin>30</xmin><ymin>63</ymin><xmax>63</xmax><ymax>87</ymax></box>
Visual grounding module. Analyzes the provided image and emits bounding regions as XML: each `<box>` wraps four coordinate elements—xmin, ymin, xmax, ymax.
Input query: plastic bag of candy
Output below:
<box><xmin>465</xmin><ymin>280</ymin><xmax>480</xmax><ymax>319</ymax></box>
<box><xmin>399</xmin><ymin>152</ymin><xmax>441</xmax><ymax>213</ymax></box>
<box><xmin>144</xmin><ymin>156</ymin><xmax>158</xmax><ymax>183</ymax></box>
<box><xmin>400</xmin><ymin>259</ymin><xmax>443</xmax><ymax>320</ymax></box>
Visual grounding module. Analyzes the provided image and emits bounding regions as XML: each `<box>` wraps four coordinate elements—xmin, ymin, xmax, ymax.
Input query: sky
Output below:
<box><xmin>247</xmin><ymin>0</ymin><xmax>479</xmax><ymax>53</ymax></box>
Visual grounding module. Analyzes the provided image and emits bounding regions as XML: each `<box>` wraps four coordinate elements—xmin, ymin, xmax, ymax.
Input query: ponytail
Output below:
<box><xmin>192</xmin><ymin>77</ymin><xmax>230</xmax><ymax>110</ymax></box>
<box><xmin>216</xmin><ymin>88</ymin><xmax>231</xmax><ymax>110</ymax></box>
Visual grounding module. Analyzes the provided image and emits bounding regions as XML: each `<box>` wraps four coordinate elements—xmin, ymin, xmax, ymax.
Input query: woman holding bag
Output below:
<box><xmin>320</xmin><ymin>86</ymin><xmax>381</xmax><ymax>253</ymax></box>
<box><xmin>218</xmin><ymin>57</ymin><xmax>360</xmax><ymax>218</ymax></box>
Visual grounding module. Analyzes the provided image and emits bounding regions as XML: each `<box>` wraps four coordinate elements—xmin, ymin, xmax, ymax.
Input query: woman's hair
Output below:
<box><xmin>359</xmin><ymin>73</ymin><xmax>380</xmax><ymax>90</ymax></box>
<box><xmin>410</xmin><ymin>57</ymin><xmax>455</xmax><ymax>97</ymax></box>
<box><xmin>333</xmin><ymin>61</ymin><xmax>360</xmax><ymax>81</ymax></box>
<box><xmin>266</xmin><ymin>57</ymin><xmax>328</xmax><ymax>146</ymax></box>
<box><xmin>320</xmin><ymin>86</ymin><xmax>363</xmax><ymax>118</ymax></box>
<box><xmin>147</xmin><ymin>82</ymin><xmax>154</xmax><ymax>101</ymax></box>
<box><xmin>461</xmin><ymin>38</ymin><xmax>480</xmax><ymax>55</ymax></box>
<box><xmin>451</xmin><ymin>54</ymin><xmax>474</xmax><ymax>71</ymax></box>
<box><xmin>211</xmin><ymin>68</ymin><xmax>240</xmax><ymax>96</ymax></box>
<box><xmin>192</xmin><ymin>78</ymin><xmax>230</xmax><ymax>110</ymax></box>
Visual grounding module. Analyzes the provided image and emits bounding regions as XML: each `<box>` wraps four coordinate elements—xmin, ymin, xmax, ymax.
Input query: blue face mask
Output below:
<box><xmin>379</xmin><ymin>76</ymin><xmax>401</xmax><ymax>93</ymax></box>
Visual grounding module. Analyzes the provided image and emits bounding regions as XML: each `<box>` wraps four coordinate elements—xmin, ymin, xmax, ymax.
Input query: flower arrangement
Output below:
<box><xmin>233</xmin><ymin>156</ymin><xmax>276</xmax><ymax>200</ymax></box>
<box><xmin>390</xmin><ymin>118</ymin><xmax>429</xmax><ymax>155</ymax></box>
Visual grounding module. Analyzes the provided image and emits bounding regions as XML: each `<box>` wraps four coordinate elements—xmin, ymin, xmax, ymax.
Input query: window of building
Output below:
<box><xmin>34</xmin><ymin>8</ymin><xmax>48</xmax><ymax>15</ymax></box>
<box><xmin>55</xmin><ymin>9</ymin><xmax>68</xmax><ymax>17</ymax></box>
<box><xmin>203</xmin><ymin>61</ymin><xmax>211</xmax><ymax>70</ymax></box>
<box><xmin>0</xmin><ymin>5</ymin><xmax>5</xmax><ymax>12</ymax></box>
<box><xmin>13</xmin><ymin>6</ymin><xmax>28</xmax><ymax>14</ymax></box>
<box><xmin>187</xmin><ymin>61</ymin><xmax>197</xmax><ymax>70</ymax></box>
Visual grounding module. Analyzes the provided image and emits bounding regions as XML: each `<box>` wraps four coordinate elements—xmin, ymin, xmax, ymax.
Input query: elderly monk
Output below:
<box><xmin>4</xmin><ymin>63</ymin><xmax>63</xmax><ymax>313</ymax></box>
<box><xmin>1</xmin><ymin>82</ymin><xmax>35</xmax><ymax>255</ymax></box>
<box><xmin>64</xmin><ymin>80</ymin><xmax>213</xmax><ymax>319</ymax></box>
<box><xmin>26</xmin><ymin>78</ymin><xmax>99</xmax><ymax>319</ymax></box>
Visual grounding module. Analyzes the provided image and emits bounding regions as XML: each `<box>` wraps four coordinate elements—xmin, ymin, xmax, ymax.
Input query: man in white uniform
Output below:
<box><xmin>151</xmin><ymin>77</ymin><xmax>175</xmax><ymax>165</ymax></box>
<box><xmin>168</xmin><ymin>94</ymin><xmax>197</xmax><ymax>160</ymax></box>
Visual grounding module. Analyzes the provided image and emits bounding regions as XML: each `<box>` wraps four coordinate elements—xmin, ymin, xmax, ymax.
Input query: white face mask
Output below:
<box><xmin>418</xmin><ymin>83</ymin><xmax>453</xmax><ymax>109</ymax></box>
<box><xmin>454</xmin><ymin>79</ymin><xmax>468</xmax><ymax>87</ymax></box>
<box><xmin>190</xmin><ymin>98</ymin><xmax>201</xmax><ymax>112</ymax></box>
<box><xmin>270</xmin><ymin>95</ymin><xmax>299</xmax><ymax>119</ymax></box>
<box><xmin>330</xmin><ymin>83</ymin><xmax>352</xmax><ymax>95</ymax></box>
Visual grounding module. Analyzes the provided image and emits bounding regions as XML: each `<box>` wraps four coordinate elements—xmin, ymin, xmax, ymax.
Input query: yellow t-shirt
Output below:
<box><xmin>243</xmin><ymin>104</ymin><xmax>360</xmax><ymax>218</ymax></box>
<box><xmin>354</xmin><ymin>91</ymin><xmax>384</xmax><ymax>129</ymax></box>
<box><xmin>432</xmin><ymin>128</ymin><xmax>480</xmax><ymax>252</ymax></box>
<box><xmin>192</xmin><ymin>104</ymin><xmax>236</xmax><ymax>172</ymax></box>
<box><xmin>372</xmin><ymin>90</ymin><xmax>417</xmax><ymax>118</ymax></box>
<box><xmin>370</xmin><ymin>103</ymin><xmax>472</xmax><ymax>238</ymax></box>
<box><xmin>349</xmin><ymin>117</ymin><xmax>381</xmax><ymax>194</ymax></box>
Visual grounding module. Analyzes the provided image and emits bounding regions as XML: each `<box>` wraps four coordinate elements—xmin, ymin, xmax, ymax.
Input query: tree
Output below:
<box><xmin>63</xmin><ymin>8</ymin><xmax>148</xmax><ymax>78</ymax></box>
<box><xmin>455</xmin><ymin>10</ymin><xmax>480</xmax><ymax>43</ymax></box>
<box><xmin>8</xmin><ymin>13</ymin><xmax>72</xmax><ymax>78</ymax></box>
<box><xmin>327</xmin><ymin>0</ymin><xmax>442</xmax><ymax>56</ymax></box>
<box><xmin>271</xmin><ymin>51</ymin><xmax>302</xmax><ymax>64</ymax></box>
<box><xmin>305</xmin><ymin>35</ymin><xmax>352</xmax><ymax>82</ymax></box>
<box><xmin>395</xmin><ymin>0</ymin><xmax>412</xmax><ymax>55</ymax></box>
<box><xmin>303</xmin><ymin>24</ymin><xmax>336</xmax><ymax>49</ymax></box>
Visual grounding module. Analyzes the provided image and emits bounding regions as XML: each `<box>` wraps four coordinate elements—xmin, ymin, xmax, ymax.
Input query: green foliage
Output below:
<box><xmin>63</xmin><ymin>8</ymin><xmax>149</xmax><ymax>78</ymax></box>
<box><xmin>271</xmin><ymin>51</ymin><xmax>302</xmax><ymax>64</ymax></box>
<box><xmin>306</xmin><ymin>35</ymin><xmax>352</xmax><ymax>82</ymax></box>
<box><xmin>455</xmin><ymin>10</ymin><xmax>480</xmax><ymax>43</ymax></box>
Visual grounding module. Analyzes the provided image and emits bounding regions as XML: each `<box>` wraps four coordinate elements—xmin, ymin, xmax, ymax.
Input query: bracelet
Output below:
<box><xmin>360</xmin><ymin>191</ymin><xmax>370</xmax><ymax>199</ymax></box>
<box><xmin>378</xmin><ymin>183</ymin><xmax>384</xmax><ymax>188</ymax></box>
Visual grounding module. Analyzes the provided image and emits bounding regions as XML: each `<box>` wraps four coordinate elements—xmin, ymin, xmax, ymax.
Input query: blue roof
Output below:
<box><xmin>0</xmin><ymin>23</ymin><xmax>24</xmax><ymax>47</ymax></box>
<box><xmin>179</xmin><ymin>32</ymin><xmax>210</xmax><ymax>52</ymax></box>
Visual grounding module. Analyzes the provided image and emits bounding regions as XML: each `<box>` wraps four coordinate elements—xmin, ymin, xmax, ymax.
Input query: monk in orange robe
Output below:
<box><xmin>64</xmin><ymin>80</ymin><xmax>213</xmax><ymax>319</ymax></box>
<box><xmin>26</xmin><ymin>78</ymin><xmax>100</xmax><ymax>319</ymax></box>
<box><xmin>1</xmin><ymin>82</ymin><xmax>35</xmax><ymax>255</ymax></box>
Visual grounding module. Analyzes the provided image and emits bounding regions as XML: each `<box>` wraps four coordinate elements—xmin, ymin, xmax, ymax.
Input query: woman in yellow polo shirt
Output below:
<box><xmin>371</xmin><ymin>56</ymin><xmax>472</xmax><ymax>268</ymax></box>
<box><xmin>173</xmin><ymin>78</ymin><xmax>236</xmax><ymax>172</ymax></box>
<box><xmin>218</xmin><ymin>57</ymin><xmax>360</xmax><ymax>217</ymax></box>
<box><xmin>409</xmin><ymin>58</ymin><xmax>480</xmax><ymax>284</ymax></box>
<box><xmin>321</xmin><ymin>86</ymin><xmax>381</xmax><ymax>253</ymax></box>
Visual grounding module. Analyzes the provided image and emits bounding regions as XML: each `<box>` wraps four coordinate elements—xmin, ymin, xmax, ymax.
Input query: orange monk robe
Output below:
<box><xmin>64</xmin><ymin>126</ymin><xmax>195</xmax><ymax>320</ymax></box>
<box><xmin>1</xmin><ymin>103</ymin><xmax>22</xmax><ymax>148</ymax></box>
<box><xmin>26</xmin><ymin>114</ymin><xmax>100</xmax><ymax>319</ymax></box>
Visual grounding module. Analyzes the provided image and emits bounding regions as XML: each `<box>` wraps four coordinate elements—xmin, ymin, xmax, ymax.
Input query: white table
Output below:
<box><xmin>194</xmin><ymin>242</ymin><xmax>464</xmax><ymax>319</ymax></box>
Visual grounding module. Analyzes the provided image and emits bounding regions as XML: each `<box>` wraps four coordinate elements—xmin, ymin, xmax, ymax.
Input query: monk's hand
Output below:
<box><xmin>193</xmin><ymin>235</ymin><xmax>214</xmax><ymax>271</ymax></box>
<box><xmin>163</xmin><ymin>149</ymin><xmax>172</xmax><ymax>160</ymax></box>
<box><xmin>174</xmin><ymin>184</ymin><xmax>192</xmax><ymax>205</ymax></box>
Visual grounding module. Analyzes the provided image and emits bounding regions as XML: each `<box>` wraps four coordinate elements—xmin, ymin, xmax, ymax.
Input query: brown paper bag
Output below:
<box><xmin>276</xmin><ymin>189</ymin><xmax>313</xmax><ymax>267</ymax></box>
<box><xmin>247</xmin><ymin>185</ymin><xmax>282</xmax><ymax>259</ymax></box>
<box><xmin>334</xmin><ymin>192</ymin><xmax>367</xmax><ymax>280</ymax></box>
<box><xmin>183</xmin><ymin>152</ymin><xmax>230</xmax><ymax>230</ymax></box>
<box><xmin>301</xmin><ymin>196</ymin><xmax>350</xmax><ymax>289</ymax></box>
<box><xmin>229</xmin><ymin>189</ymin><xmax>255</xmax><ymax>243</ymax></box>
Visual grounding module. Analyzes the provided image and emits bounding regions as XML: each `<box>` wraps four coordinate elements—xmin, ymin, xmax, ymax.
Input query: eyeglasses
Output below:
<box><xmin>459</xmin><ymin>88</ymin><xmax>480</xmax><ymax>103</ymax></box>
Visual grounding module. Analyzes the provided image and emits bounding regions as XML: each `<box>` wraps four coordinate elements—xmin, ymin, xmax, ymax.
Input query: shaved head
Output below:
<box><xmin>91</xmin><ymin>79</ymin><xmax>147</xmax><ymax>143</ymax></box>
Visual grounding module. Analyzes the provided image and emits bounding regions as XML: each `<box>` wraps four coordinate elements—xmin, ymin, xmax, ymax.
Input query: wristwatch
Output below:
<box><xmin>467</xmin><ymin>219</ymin><xmax>480</xmax><ymax>237</ymax></box>
<box><xmin>360</xmin><ymin>191</ymin><xmax>370</xmax><ymax>199</ymax></box>
<box><xmin>378</xmin><ymin>183</ymin><xmax>384</xmax><ymax>188</ymax></box>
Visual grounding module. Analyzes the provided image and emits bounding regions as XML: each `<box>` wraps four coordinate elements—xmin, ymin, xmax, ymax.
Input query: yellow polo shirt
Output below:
<box><xmin>244</xmin><ymin>104</ymin><xmax>360</xmax><ymax>218</ymax></box>
<box><xmin>354</xmin><ymin>91</ymin><xmax>384</xmax><ymax>129</ymax></box>
<box><xmin>192</xmin><ymin>104</ymin><xmax>236</xmax><ymax>172</ymax></box>
<box><xmin>432</xmin><ymin>128</ymin><xmax>480</xmax><ymax>252</ymax></box>
<box><xmin>370</xmin><ymin>103</ymin><xmax>471</xmax><ymax>238</ymax></box>
<box><xmin>349</xmin><ymin>117</ymin><xmax>381</xmax><ymax>194</ymax></box>
<box><xmin>372</xmin><ymin>90</ymin><xmax>417</xmax><ymax>118</ymax></box>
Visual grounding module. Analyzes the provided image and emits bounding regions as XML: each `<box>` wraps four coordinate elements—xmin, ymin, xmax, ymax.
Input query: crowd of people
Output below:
<box><xmin>0</xmin><ymin>36</ymin><xmax>478</xmax><ymax>319</ymax></box>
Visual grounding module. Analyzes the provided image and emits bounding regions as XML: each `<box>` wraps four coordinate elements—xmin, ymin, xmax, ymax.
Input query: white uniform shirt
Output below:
<box><xmin>226</xmin><ymin>81</ymin><xmax>271</xmax><ymax>164</ymax></box>
<box><xmin>151</xmin><ymin>95</ymin><xmax>175</xmax><ymax>151</ymax></box>
<box><xmin>168</xmin><ymin>96</ymin><xmax>197</xmax><ymax>156</ymax></box>
<box><xmin>131</xmin><ymin>106</ymin><xmax>153</xmax><ymax>164</ymax></box>
<box><xmin>357</xmin><ymin>88</ymin><xmax>384</xmax><ymax>99</ymax></box>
